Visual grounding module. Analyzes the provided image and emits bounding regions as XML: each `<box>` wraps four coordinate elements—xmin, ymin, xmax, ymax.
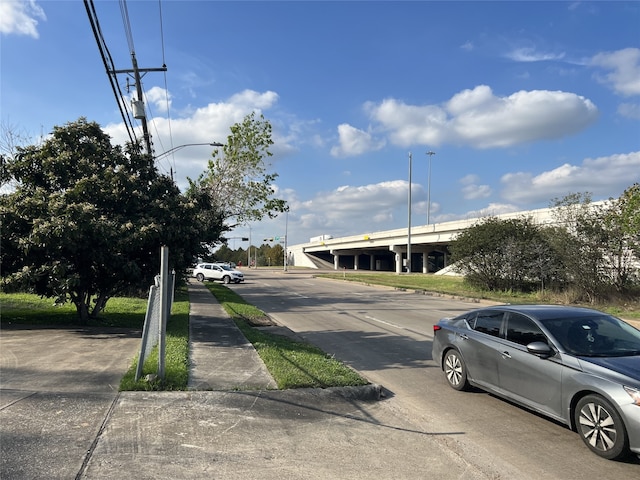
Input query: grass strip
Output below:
<box><xmin>204</xmin><ymin>282</ymin><xmax>369</xmax><ymax>389</ymax></box>
<box><xmin>0</xmin><ymin>292</ymin><xmax>149</xmax><ymax>328</ymax></box>
<box><xmin>315</xmin><ymin>272</ymin><xmax>640</xmax><ymax>320</ymax></box>
<box><xmin>119</xmin><ymin>288</ymin><xmax>190</xmax><ymax>391</ymax></box>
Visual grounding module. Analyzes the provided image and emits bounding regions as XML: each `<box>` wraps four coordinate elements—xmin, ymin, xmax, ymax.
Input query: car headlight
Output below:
<box><xmin>623</xmin><ymin>386</ymin><xmax>640</xmax><ymax>406</ymax></box>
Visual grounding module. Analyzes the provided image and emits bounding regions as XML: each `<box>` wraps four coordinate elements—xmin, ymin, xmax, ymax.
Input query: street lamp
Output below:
<box><xmin>407</xmin><ymin>152</ymin><xmax>413</xmax><ymax>274</ymax></box>
<box><xmin>426</xmin><ymin>150</ymin><xmax>436</xmax><ymax>225</ymax></box>
<box><xmin>155</xmin><ymin>142</ymin><xmax>223</xmax><ymax>161</ymax></box>
<box><xmin>284</xmin><ymin>209</ymin><xmax>289</xmax><ymax>272</ymax></box>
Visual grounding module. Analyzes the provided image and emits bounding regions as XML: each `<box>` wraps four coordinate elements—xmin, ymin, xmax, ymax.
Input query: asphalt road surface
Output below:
<box><xmin>231</xmin><ymin>269</ymin><xmax>640</xmax><ymax>478</ymax></box>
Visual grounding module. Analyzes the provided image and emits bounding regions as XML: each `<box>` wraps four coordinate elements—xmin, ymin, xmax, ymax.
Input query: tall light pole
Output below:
<box><xmin>426</xmin><ymin>150</ymin><xmax>436</xmax><ymax>225</ymax></box>
<box><xmin>407</xmin><ymin>152</ymin><xmax>412</xmax><ymax>273</ymax></box>
<box><xmin>283</xmin><ymin>209</ymin><xmax>289</xmax><ymax>272</ymax></box>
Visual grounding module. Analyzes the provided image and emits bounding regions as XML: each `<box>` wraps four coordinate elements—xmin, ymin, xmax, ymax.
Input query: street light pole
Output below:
<box><xmin>426</xmin><ymin>150</ymin><xmax>436</xmax><ymax>225</ymax></box>
<box><xmin>407</xmin><ymin>152</ymin><xmax>412</xmax><ymax>274</ymax></box>
<box><xmin>284</xmin><ymin>210</ymin><xmax>289</xmax><ymax>272</ymax></box>
<box><xmin>155</xmin><ymin>142</ymin><xmax>223</xmax><ymax>161</ymax></box>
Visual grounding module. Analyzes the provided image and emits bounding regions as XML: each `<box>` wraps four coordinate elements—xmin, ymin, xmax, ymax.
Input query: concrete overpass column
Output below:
<box><xmin>422</xmin><ymin>252</ymin><xmax>428</xmax><ymax>274</ymax></box>
<box><xmin>369</xmin><ymin>254</ymin><xmax>374</xmax><ymax>271</ymax></box>
<box><xmin>390</xmin><ymin>246</ymin><xmax>403</xmax><ymax>274</ymax></box>
<box><xmin>354</xmin><ymin>254</ymin><xmax>359</xmax><ymax>270</ymax></box>
<box><xmin>334</xmin><ymin>254</ymin><xmax>340</xmax><ymax>270</ymax></box>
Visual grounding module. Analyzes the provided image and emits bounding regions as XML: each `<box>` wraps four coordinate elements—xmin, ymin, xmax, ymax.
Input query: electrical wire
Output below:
<box><xmin>84</xmin><ymin>0</ymin><xmax>137</xmax><ymax>147</ymax></box>
<box><xmin>118</xmin><ymin>0</ymin><xmax>151</xmax><ymax>154</ymax></box>
<box><xmin>86</xmin><ymin>0</ymin><xmax>173</xmax><ymax>163</ymax></box>
<box><xmin>158</xmin><ymin>0</ymin><xmax>176</xmax><ymax>178</ymax></box>
<box><xmin>118</xmin><ymin>0</ymin><xmax>135</xmax><ymax>54</ymax></box>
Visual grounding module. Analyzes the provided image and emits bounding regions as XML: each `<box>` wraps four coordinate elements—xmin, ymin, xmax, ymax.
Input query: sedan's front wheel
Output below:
<box><xmin>575</xmin><ymin>394</ymin><xmax>629</xmax><ymax>460</ymax></box>
<box><xmin>223</xmin><ymin>275</ymin><xmax>231</xmax><ymax>284</ymax></box>
<box><xmin>443</xmin><ymin>349</ymin><xmax>469</xmax><ymax>391</ymax></box>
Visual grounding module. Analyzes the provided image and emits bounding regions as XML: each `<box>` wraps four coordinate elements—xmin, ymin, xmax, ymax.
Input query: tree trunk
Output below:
<box><xmin>91</xmin><ymin>292</ymin><xmax>110</xmax><ymax>318</ymax></box>
<box><xmin>75</xmin><ymin>300</ymin><xmax>90</xmax><ymax>325</ymax></box>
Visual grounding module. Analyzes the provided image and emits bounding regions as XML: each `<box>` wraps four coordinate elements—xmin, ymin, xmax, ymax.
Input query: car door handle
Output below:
<box><xmin>501</xmin><ymin>351</ymin><xmax>511</xmax><ymax>359</ymax></box>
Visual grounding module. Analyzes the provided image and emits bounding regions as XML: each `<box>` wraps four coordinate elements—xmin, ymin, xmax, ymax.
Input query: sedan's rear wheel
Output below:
<box><xmin>196</xmin><ymin>273</ymin><xmax>205</xmax><ymax>282</ymax></box>
<box><xmin>575</xmin><ymin>394</ymin><xmax>629</xmax><ymax>460</ymax></box>
<box><xmin>443</xmin><ymin>349</ymin><xmax>469</xmax><ymax>391</ymax></box>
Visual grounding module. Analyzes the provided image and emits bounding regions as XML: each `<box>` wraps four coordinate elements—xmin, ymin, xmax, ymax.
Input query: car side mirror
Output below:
<box><xmin>527</xmin><ymin>341</ymin><xmax>554</xmax><ymax>358</ymax></box>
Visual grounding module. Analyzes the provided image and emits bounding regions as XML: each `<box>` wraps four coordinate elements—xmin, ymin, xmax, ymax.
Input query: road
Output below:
<box><xmin>232</xmin><ymin>269</ymin><xmax>640</xmax><ymax>479</ymax></box>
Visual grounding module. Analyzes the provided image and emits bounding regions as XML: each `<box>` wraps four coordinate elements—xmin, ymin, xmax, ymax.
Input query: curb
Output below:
<box><xmin>292</xmin><ymin>384</ymin><xmax>384</xmax><ymax>401</ymax></box>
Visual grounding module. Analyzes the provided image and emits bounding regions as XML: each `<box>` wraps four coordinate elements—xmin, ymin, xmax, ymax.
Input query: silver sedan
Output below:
<box><xmin>432</xmin><ymin>304</ymin><xmax>640</xmax><ymax>460</ymax></box>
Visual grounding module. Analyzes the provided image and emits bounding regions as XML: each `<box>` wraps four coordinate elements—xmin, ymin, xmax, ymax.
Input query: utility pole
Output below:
<box><xmin>111</xmin><ymin>55</ymin><xmax>166</xmax><ymax>155</ymax></box>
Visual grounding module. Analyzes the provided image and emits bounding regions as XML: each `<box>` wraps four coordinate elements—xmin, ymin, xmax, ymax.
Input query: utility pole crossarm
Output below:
<box><xmin>110</xmin><ymin>67</ymin><xmax>168</xmax><ymax>74</ymax></box>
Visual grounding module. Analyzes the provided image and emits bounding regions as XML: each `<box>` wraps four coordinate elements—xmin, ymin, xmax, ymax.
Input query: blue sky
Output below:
<box><xmin>2</xmin><ymin>1</ymin><xmax>639</xmax><ymax>247</ymax></box>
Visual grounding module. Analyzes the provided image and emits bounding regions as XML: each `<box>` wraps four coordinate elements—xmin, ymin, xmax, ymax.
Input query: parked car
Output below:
<box><xmin>192</xmin><ymin>263</ymin><xmax>244</xmax><ymax>284</ymax></box>
<box><xmin>432</xmin><ymin>304</ymin><xmax>640</xmax><ymax>460</ymax></box>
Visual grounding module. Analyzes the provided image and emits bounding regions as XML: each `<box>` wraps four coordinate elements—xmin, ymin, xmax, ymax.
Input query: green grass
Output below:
<box><xmin>119</xmin><ymin>288</ymin><xmax>190</xmax><ymax>391</ymax></box>
<box><xmin>0</xmin><ymin>292</ymin><xmax>149</xmax><ymax>328</ymax></box>
<box><xmin>315</xmin><ymin>272</ymin><xmax>640</xmax><ymax>320</ymax></box>
<box><xmin>204</xmin><ymin>282</ymin><xmax>369</xmax><ymax>389</ymax></box>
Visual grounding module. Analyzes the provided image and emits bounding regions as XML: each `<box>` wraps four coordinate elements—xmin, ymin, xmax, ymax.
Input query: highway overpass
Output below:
<box><xmin>287</xmin><ymin>205</ymin><xmax>560</xmax><ymax>274</ymax></box>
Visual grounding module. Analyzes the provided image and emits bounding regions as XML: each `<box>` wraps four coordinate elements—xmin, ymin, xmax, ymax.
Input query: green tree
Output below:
<box><xmin>187</xmin><ymin>112</ymin><xmax>287</xmax><ymax>237</ymax></box>
<box><xmin>451</xmin><ymin>216</ymin><xmax>555</xmax><ymax>292</ymax></box>
<box><xmin>270</xmin><ymin>243</ymin><xmax>285</xmax><ymax>267</ymax></box>
<box><xmin>612</xmin><ymin>183</ymin><xmax>640</xmax><ymax>258</ymax></box>
<box><xmin>1</xmin><ymin>118</ymin><xmax>212</xmax><ymax>323</ymax></box>
<box><xmin>551</xmin><ymin>192</ymin><xmax>611</xmax><ymax>301</ymax></box>
<box><xmin>600</xmin><ymin>184</ymin><xmax>640</xmax><ymax>292</ymax></box>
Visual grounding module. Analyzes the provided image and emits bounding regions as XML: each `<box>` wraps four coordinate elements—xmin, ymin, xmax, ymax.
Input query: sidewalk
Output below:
<box><xmin>0</xmin><ymin>280</ymin><xmax>500</xmax><ymax>480</ymax></box>
<box><xmin>187</xmin><ymin>280</ymin><xmax>277</xmax><ymax>390</ymax></box>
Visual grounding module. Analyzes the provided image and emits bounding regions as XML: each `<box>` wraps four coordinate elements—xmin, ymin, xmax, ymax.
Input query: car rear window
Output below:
<box><xmin>471</xmin><ymin>311</ymin><xmax>503</xmax><ymax>337</ymax></box>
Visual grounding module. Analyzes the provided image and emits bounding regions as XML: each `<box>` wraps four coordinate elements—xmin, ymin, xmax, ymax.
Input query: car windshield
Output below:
<box><xmin>541</xmin><ymin>315</ymin><xmax>640</xmax><ymax>357</ymax></box>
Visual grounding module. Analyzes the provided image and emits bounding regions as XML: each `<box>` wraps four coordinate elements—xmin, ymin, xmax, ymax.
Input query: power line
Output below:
<box><xmin>157</xmin><ymin>0</ymin><xmax>176</xmax><ymax>177</ymax></box>
<box><xmin>118</xmin><ymin>0</ymin><xmax>136</xmax><ymax>54</ymax></box>
<box><xmin>84</xmin><ymin>0</ymin><xmax>137</xmax><ymax>146</ymax></box>
<box><xmin>85</xmin><ymin>0</ymin><xmax>169</xmax><ymax>158</ymax></box>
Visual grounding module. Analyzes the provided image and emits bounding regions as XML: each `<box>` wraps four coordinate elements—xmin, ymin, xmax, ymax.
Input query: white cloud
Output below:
<box><xmin>590</xmin><ymin>48</ymin><xmax>640</xmax><ymax>97</ymax></box>
<box><xmin>104</xmin><ymin>89</ymin><xmax>288</xmax><ymax>189</ymax></box>
<box><xmin>366</xmin><ymin>85</ymin><xmax>598</xmax><ymax>149</ymax></box>
<box><xmin>618</xmin><ymin>102</ymin><xmax>640</xmax><ymax>120</ymax></box>
<box><xmin>298</xmin><ymin>180</ymin><xmax>408</xmax><ymax>233</ymax></box>
<box><xmin>460</xmin><ymin>174</ymin><xmax>492</xmax><ymax>200</ymax></box>
<box><xmin>330</xmin><ymin>124</ymin><xmax>385</xmax><ymax>157</ymax></box>
<box><xmin>0</xmin><ymin>0</ymin><xmax>45</xmax><ymax>38</ymax></box>
<box><xmin>229</xmin><ymin>89</ymin><xmax>280</xmax><ymax>109</ymax></box>
<box><xmin>505</xmin><ymin>47</ymin><xmax>566</xmax><ymax>63</ymax></box>
<box><xmin>465</xmin><ymin>203</ymin><xmax>521</xmax><ymax>218</ymax></box>
<box><xmin>366</xmin><ymin>99</ymin><xmax>448</xmax><ymax>146</ymax></box>
<box><xmin>145</xmin><ymin>87</ymin><xmax>172</xmax><ymax>114</ymax></box>
<box><xmin>460</xmin><ymin>174</ymin><xmax>481</xmax><ymax>185</ymax></box>
<box><xmin>500</xmin><ymin>151</ymin><xmax>640</xmax><ymax>204</ymax></box>
<box><xmin>462</xmin><ymin>185</ymin><xmax>492</xmax><ymax>200</ymax></box>
<box><xmin>460</xmin><ymin>41</ymin><xmax>474</xmax><ymax>52</ymax></box>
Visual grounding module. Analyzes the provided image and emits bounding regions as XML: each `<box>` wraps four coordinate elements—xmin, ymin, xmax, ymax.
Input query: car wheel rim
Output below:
<box><xmin>578</xmin><ymin>402</ymin><xmax>617</xmax><ymax>453</ymax></box>
<box><xmin>445</xmin><ymin>354</ymin><xmax>463</xmax><ymax>386</ymax></box>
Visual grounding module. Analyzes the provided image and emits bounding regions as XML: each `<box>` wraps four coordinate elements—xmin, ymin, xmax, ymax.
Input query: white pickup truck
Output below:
<box><xmin>192</xmin><ymin>263</ymin><xmax>244</xmax><ymax>284</ymax></box>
